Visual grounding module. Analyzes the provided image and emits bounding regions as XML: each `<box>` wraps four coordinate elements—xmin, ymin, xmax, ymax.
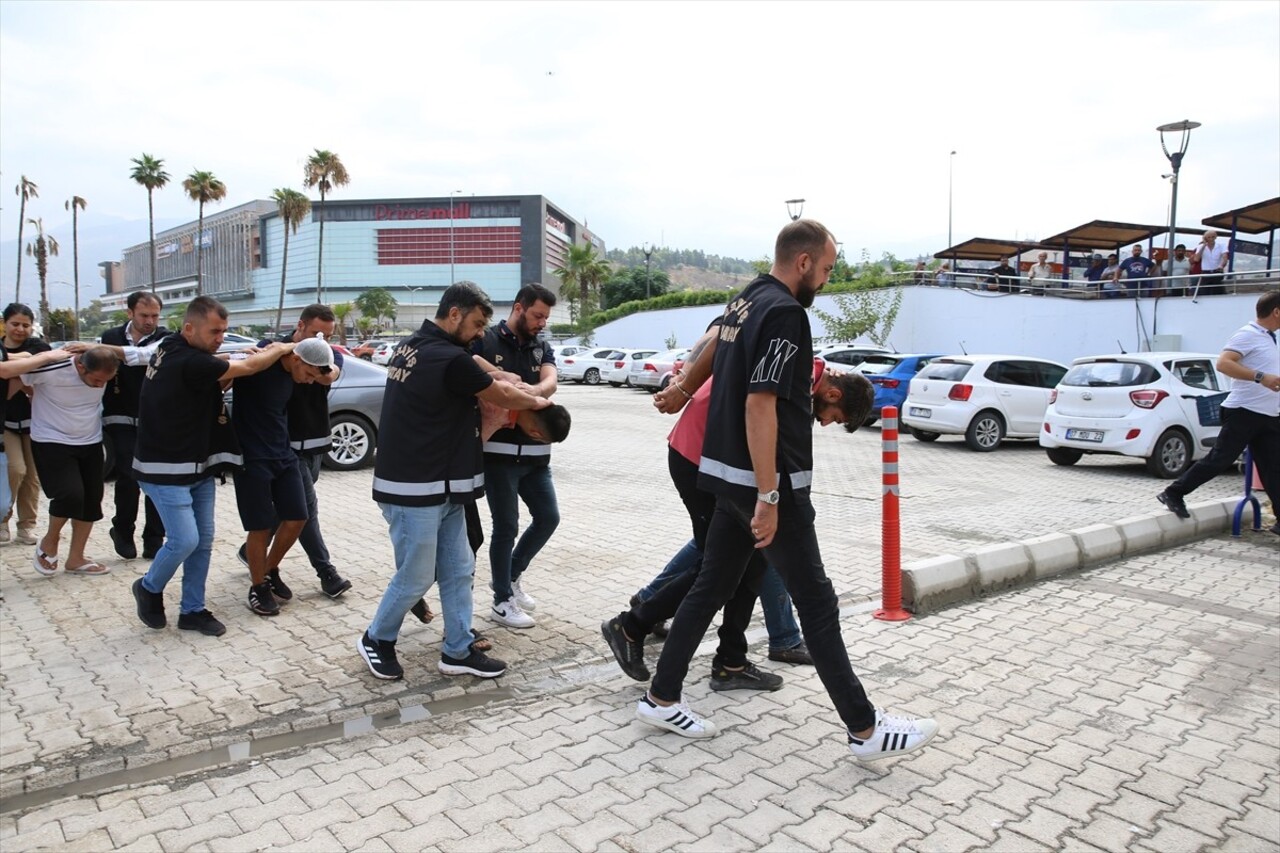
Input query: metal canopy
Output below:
<box><xmin>1201</xmin><ymin>197</ymin><xmax>1280</xmax><ymax>234</ymax></box>
<box><xmin>1037</xmin><ymin>220</ymin><xmax>1184</xmax><ymax>251</ymax></box>
<box><xmin>932</xmin><ymin>237</ymin><xmax>1050</xmax><ymax>261</ymax></box>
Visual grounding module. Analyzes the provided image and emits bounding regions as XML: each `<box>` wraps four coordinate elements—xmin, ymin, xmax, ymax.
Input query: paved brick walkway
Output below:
<box><xmin>1</xmin><ymin>384</ymin><xmax>1273</xmax><ymax>851</ymax></box>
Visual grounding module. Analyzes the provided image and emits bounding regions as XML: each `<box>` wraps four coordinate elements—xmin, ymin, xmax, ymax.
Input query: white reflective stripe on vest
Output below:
<box><xmin>133</xmin><ymin>452</ymin><xmax>244</xmax><ymax>476</ymax></box>
<box><xmin>483</xmin><ymin>441</ymin><xmax>552</xmax><ymax>457</ymax></box>
<box><xmin>373</xmin><ymin>473</ymin><xmax>485</xmax><ymax>496</ymax></box>
<box><xmin>290</xmin><ymin>436</ymin><xmax>332</xmax><ymax>450</ymax></box>
<box><xmin>3</xmin><ymin>419</ymin><xmax>31</xmax><ymax>431</ymax></box>
<box><xmin>699</xmin><ymin>456</ymin><xmax>811</xmax><ymax>491</ymax></box>
<box><xmin>103</xmin><ymin>415</ymin><xmax>137</xmax><ymax>427</ymax></box>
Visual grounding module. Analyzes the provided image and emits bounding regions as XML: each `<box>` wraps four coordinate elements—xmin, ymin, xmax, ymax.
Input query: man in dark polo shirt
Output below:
<box><xmin>100</xmin><ymin>291</ymin><xmax>169</xmax><ymax>560</ymax></box>
<box><xmin>358</xmin><ymin>282</ymin><xmax>550</xmax><ymax>681</ymax></box>
<box><xmin>633</xmin><ymin>220</ymin><xmax>939</xmax><ymax>763</ymax></box>
<box><xmin>475</xmin><ymin>283</ymin><xmax>560</xmax><ymax>629</ymax></box>
<box><xmin>232</xmin><ymin>336</ymin><xmax>338</xmax><ymax>617</ymax></box>
<box><xmin>130</xmin><ymin>297</ymin><xmax>293</xmax><ymax>638</ymax></box>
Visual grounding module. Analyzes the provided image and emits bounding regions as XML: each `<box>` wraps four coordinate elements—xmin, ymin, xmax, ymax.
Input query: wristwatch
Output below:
<box><xmin>1255</xmin><ymin>371</ymin><xmax>1265</xmax><ymax>384</ymax></box>
<box><xmin>757</xmin><ymin>490</ymin><xmax>780</xmax><ymax>505</ymax></box>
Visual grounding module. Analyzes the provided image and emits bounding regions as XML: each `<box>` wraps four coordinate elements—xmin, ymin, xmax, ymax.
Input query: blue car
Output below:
<box><xmin>855</xmin><ymin>353</ymin><xmax>944</xmax><ymax>426</ymax></box>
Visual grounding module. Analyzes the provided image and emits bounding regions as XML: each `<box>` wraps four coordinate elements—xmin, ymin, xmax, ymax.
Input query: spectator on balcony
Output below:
<box><xmin>1101</xmin><ymin>254</ymin><xmax>1124</xmax><ymax>299</ymax></box>
<box><xmin>1194</xmin><ymin>230</ymin><xmax>1229</xmax><ymax>296</ymax></box>
<box><xmin>986</xmin><ymin>257</ymin><xmax>1019</xmax><ymax>293</ymax></box>
<box><xmin>1026</xmin><ymin>252</ymin><xmax>1055</xmax><ymax>295</ymax></box>
<box><xmin>1118</xmin><ymin>245</ymin><xmax>1156</xmax><ymax>297</ymax></box>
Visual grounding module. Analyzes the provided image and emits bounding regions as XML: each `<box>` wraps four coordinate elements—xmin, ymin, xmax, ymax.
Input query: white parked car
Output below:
<box><xmin>902</xmin><ymin>355</ymin><xmax>1069</xmax><ymax>451</ymax></box>
<box><xmin>634</xmin><ymin>348</ymin><xmax>692</xmax><ymax>391</ymax></box>
<box><xmin>557</xmin><ymin>347</ymin><xmax>625</xmax><ymax>385</ymax></box>
<box><xmin>1040</xmin><ymin>352</ymin><xmax>1227</xmax><ymax>478</ymax></box>
<box><xmin>816</xmin><ymin>343</ymin><xmax>892</xmax><ymax>374</ymax></box>
<box><xmin>607</xmin><ymin>349</ymin><xmax>660</xmax><ymax>386</ymax></box>
<box><xmin>555</xmin><ymin>344</ymin><xmax>588</xmax><ymax>359</ymax></box>
<box><xmin>371</xmin><ymin>341</ymin><xmax>399</xmax><ymax>365</ymax></box>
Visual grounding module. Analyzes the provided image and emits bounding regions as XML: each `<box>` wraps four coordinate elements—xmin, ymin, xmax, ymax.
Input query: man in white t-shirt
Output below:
<box><xmin>1026</xmin><ymin>252</ymin><xmax>1055</xmax><ymax>294</ymax></box>
<box><xmin>1194</xmin><ymin>230</ymin><xmax>1229</xmax><ymax>296</ymax></box>
<box><xmin>1159</xmin><ymin>244</ymin><xmax>1192</xmax><ymax>297</ymax></box>
<box><xmin>21</xmin><ymin>346</ymin><xmax>120</xmax><ymax>576</ymax></box>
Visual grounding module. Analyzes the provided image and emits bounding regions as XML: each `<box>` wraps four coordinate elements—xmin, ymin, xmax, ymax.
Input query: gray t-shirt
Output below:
<box><xmin>21</xmin><ymin>357</ymin><xmax>107</xmax><ymax>445</ymax></box>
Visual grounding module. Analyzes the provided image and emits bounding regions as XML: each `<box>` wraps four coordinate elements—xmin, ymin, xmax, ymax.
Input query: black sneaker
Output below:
<box><xmin>709</xmin><ymin>660</ymin><xmax>783</xmax><ymax>692</ymax></box>
<box><xmin>248</xmin><ymin>582</ymin><xmax>279</xmax><ymax>616</ymax></box>
<box><xmin>177</xmin><ymin>610</ymin><xmax>226</xmax><ymax>637</ymax></box>
<box><xmin>109</xmin><ymin>527</ymin><xmax>137</xmax><ymax>560</ymax></box>
<box><xmin>602</xmin><ymin>614</ymin><xmax>649</xmax><ymax>681</ymax></box>
<box><xmin>236</xmin><ymin>542</ymin><xmax>249</xmax><ymax>568</ymax></box>
<box><xmin>267</xmin><ymin>569</ymin><xmax>293</xmax><ymax>601</ymax></box>
<box><xmin>439</xmin><ymin>649</ymin><xmax>507</xmax><ymax>678</ymax></box>
<box><xmin>1158</xmin><ymin>490</ymin><xmax>1190</xmax><ymax>519</ymax></box>
<box><xmin>317</xmin><ymin>567</ymin><xmax>352</xmax><ymax>599</ymax></box>
<box><xmin>653</xmin><ymin>620</ymin><xmax>669</xmax><ymax>638</ymax></box>
<box><xmin>358</xmin><ymin>631</ymin><xmax>404</xmax><ymax>680</ymax></box>
<box><xmin>132</xmin><ymin>578</ymin><xmax>166</xmax><ymax>629</ymax></box>
<box><xmin>141</xmin><ymin>539</ymin><xmax>162</xmax><ymax>560</ymax></box>
<box><xmin>768</xmin><ymin>642</ymin><xmax>814</xmax><ymax>666</ymax></box>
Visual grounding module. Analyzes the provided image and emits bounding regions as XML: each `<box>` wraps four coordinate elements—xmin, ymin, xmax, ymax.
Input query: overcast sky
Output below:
<box><xmin>1</xmin><ymin>0</ymin><xmax>1277</xmax><ymax>297</ymax></box>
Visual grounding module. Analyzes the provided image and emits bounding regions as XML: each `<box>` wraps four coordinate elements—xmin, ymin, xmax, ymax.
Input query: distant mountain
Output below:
<box><xmin>0</xmin><ymin>214</ymin><xmax>183</xmax><ymax>310</ymax></box>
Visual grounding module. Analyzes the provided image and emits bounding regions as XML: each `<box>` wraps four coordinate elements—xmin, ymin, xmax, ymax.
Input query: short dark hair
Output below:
<box><xmin>775</xmin><ymin>219</ymin><xmax>835</xmax><ymax>266</ymax></box>
<box><xmin>825</xmin><ymin>371</ymin><xmax>875</xmax><ymax>433</ymax></box>
<box><xmin>3</xmin><ymin>303</ymin><xmax>34</xmax><ymax>322</ymax></box>
<box><xmin>184</xmin><ymin>296</ymin><xmax>228</xmax><ymax>324</ymax></box>
<box><xmin>298</xmin><ymin>303</ymin><xmax>336</xmax><ymax>324</ymax></box>
<box><xmin>436</xmin><ymin>281</ymin><xmax>493</xmax><ymax>320</ymax></box>
<box><xmin>1257</xmin><ymin>291</ymin><xmax>1280</xmax><ymax>319</ymax></box>
<box><xmin>529</xmin><ymin>402</ymin><xmax>572</xmax><ymax>443</ymax></box>
<box><xmin>515</xmin><ymin>283</ymin><xmax>557</xmax><ymax>309</ymax></box>
<box><xmin>80</xmin><ymin>345</ymin><xmax>121</xmax><ymax>374</ymax></box>
<box><xmin>127</xmin><ymin>291</ymin><xmax>162</xmax><ymax>311</ymax></box>
<box><xmin>1174</xmin><ymin>243</ymin><xmax>1186</xmax><ymax>250</ymax></box>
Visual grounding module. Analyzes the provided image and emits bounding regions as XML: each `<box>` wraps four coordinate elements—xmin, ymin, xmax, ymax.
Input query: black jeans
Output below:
<box><xmin>650</xmin><ymin>490</ymin><xmax>877</xmax><ymax>734</ymax></box>
<box><xmin>105</xmin><ymin>426</ymin><xmax>164</xmax><ymax>546</ymax></box>
<box><xmin>1168</xmin><ymin>406</ymin><xmax>1279</xmax><ymax>508</ymax></box>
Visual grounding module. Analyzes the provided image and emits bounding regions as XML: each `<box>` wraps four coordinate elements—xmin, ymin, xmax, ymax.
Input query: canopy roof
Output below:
<box><xmin>933</xmin><ymin>237</ymin><xmax>1051</xmax><ymax>261</ymax></box>
<box><xmin>1201</xmin><ymin>197</ymin><xmax>1280</xmax><ymax>234</ymax></box>
<box><xmin>1036</xmin><ymin>220</ymin><xmax>1198</xmax><ymax>251</ymax></box>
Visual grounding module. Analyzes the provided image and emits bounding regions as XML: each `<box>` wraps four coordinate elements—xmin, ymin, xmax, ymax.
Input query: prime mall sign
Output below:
<box><xmin>317</xmin><ymin>199</ymin><xmax>523</xmax><ymax>223</ymax></box>
<box><xmin>374</xmin><ymin>203</ymin><xmax>470</xmax><ymax>221</ymax></box>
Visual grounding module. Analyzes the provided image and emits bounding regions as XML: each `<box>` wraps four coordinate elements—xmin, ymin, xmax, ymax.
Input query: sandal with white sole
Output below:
<box><xmin>33</xmin><ymin>545</ymin><xmax>59</xmax><ymax>577</ymax></box>
<box><xmin>65</xmin><ymin>560</ymin><xmax>111</xmax><ymax>576</ymax></box>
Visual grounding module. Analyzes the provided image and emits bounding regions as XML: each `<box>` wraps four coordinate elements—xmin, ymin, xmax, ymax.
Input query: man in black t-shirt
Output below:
<box><xmin>635</xmin><ymin>220</ymin><xmax>939</xmax><ymax>763</ymax></box>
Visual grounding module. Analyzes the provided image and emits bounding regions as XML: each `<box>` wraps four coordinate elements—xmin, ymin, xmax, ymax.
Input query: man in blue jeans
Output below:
<box><xmin>131</xmin><ymin>297</ymin><xmax>293</xmax><ymax>637</ymax></box>
<box><xmin>359</xmin><ymin>283</ymin><xmax>550</xmax><ymax>681</ymax></box>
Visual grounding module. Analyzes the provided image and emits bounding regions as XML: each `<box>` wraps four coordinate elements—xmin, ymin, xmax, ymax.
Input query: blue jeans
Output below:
<box><xmin>139</xmin><ymin>477</ymin><xmax>216</xmax><ymax>615</ymax></box>
<box><xmin>638</xmin><ymin>537</ymin><xmax>803</xmax><ymax>651</ymax></box>
<box><xmin>484</xmin><ymin>456</ymin><xmax>559</xmax><ymax>604</ymax></box>
<box><xmin>369</xmin><ymin>501</ymin><xmax>474</xmax><ymax>659</ymax></box>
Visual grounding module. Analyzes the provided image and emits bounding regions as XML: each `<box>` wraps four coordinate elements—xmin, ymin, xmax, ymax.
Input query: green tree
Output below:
<box><xmin>304</xmin><ymin>149</ymin><xmax>350</xmax><ymax>303</ymax></box>
<box><xmin>13</xmin><ymin>175</ymin><xmax>38</xmax><ymax>304</ymax></box>
<box><xmin>109</xmin><ymin>309</ymin><xmax>129</xmax><ymax>327</ymax></box>
<box><xmin>269</xmin><ymin>188</ymin><xmax>312</xmax><ymax>332</ymax></box>
<box><xmin>353</xmin><ymin>287</ymin><xmax>397</xmax><ymax>332</ymax></box>
<box><xmin>24</xmin><ymin>217</ymin><xmax>59</xmax><ymax>327</ymax></box>
<box><xmin>79</xmin><ymin>299</ymin><xmax>107</xmax><ymax>338</ymax></box>
<box><xmin>64</xmin><ymin>195</ymin><xmax>87</xmax><ymax>338</ymax></box>
<box><xmin>44</xmin><ymin>308</ymin><xmax>76</xmax><ymax>341</ymax></box>
<box><xmin>182</xmin><ymin>170</ymin><xmax>227</xmax><ymax>296</ymax></box>
<box><xmin>332</xmin><ymin>301</ymin><xmax>353</xmax><ymax>346</ymax></box>
<box><xmin>811</xmin><ymin>264</ymin><xmax>904</xmax><ymax>347</ymax></box>
<box><xmin>355</xmin><ymin>316</ymin><xmax>376</xmax><ymax>339</ymax></box>
<box><xmin>553</xmin><ymin>243</ymin><xmax>612</xmax><ymax>324</ymax></box>
<box><xmin>601</xmin><ymin>266</ymin><xmax>671</xmax><ymax>308</ymax></box>
<box><xmin>130</xmin><ymin>154</ymin><xmax>169</xmax><ymax>292</ymax></box>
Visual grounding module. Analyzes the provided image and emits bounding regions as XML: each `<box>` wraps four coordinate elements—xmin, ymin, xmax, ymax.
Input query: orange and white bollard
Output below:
<box><xmin>874</xmin><ymin>406</ymin><xmax>911</xmax><ymax>622</ymax></box>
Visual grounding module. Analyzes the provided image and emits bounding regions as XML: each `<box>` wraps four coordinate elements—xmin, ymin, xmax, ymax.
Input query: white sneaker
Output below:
<box><xmin>0</xmin><ymin>523</ymin><xmax>9</xmax><ymax>544</ymax></box>
<box><xmin>635</xmin><ymin>694</ymin><xmax>718</xmax><ymax>738</ymax></box>
<box><xmin>848</xmin><ymin>711</ymin><xmax>939</xmax><ymax>762</ymax></box>
<box><xmin>15</xmin><ymin>528</ymin><xmax>37</xmax><ymax>546</ymax></box>
<box><xmin>511</xmin><ymin>578</ymin><xmax>537</xmax><ymax>611</ymax></box>
<box><xmin>491</xmin><ymin>598</ymin><xmax>535</xmax><ymax>629</ymax></box>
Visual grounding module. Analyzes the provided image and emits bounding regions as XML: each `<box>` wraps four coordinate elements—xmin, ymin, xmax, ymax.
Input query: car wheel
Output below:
<box><xmin>964</xmin><ymin>410</ymin><xmax>1005</xmax><ymax>452</ymax></box>
<box><xmin>1146</xmin><ymin>428</ymin><xmax>1192</xmax><ymax>479</ymax></box>
<box><xmin>909</xmin><ymin>427</ymin><xmax>940</xmax><ymax>442</ymax></box>
<box><xmin>624</xmin><ymin>377</ymin><xmax>633</xmax><ymax>387</ymax></box>
<box><xmin>584</xmin><ymin>368</ymin><xmax>601</xmax><ymax>385</ymax></box>
<box><xmin>1047</xmin><ymin>447</ymin><xmax>1083</xmax><ymax>467</ymax></box>
<box><xmin>609</xmin><ymin>381</ymin><xmax>622</xmax><ymax>387</ymax></box>
<box><xmin>359</xmin><ymin>354</ymin><xmax>372</xmax><ymax>361</ymax></box>
<box><xmin>324</xmin><ymin>413</ymin><xmax>377</xmax><ymax>471</ymax></box>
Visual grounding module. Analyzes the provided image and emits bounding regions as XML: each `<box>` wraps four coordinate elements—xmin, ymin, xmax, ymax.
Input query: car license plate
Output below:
<box><xmin>908</xmin><ymin>407</ymin><xmax>931</xmax><ymax>419</ymax></box>
<box><xmin>1066</xmin><ymin>428</ymin><xmax>1105</xmax><ymax>442</ymax></box>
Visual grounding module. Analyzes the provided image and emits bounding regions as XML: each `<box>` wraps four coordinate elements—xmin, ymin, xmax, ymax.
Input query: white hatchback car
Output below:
<box><xmin>1040</xmin><ymin>352</ymin><xmax>1226</xmax><ymax>478</ymax></box>
<box><xmin>557</xmin><ymin>347</ymin><xmax>625</xmax><ymax>385</ymax></box>
<box><xmin>816</xmin><ymin>343</ymin><xmax>892</xmax><ymax>374</ymax></box>
<box><xmin>607</xmin><ymin>349</ymin><xmax>660</xmax><ymax>386</ymax></box>
<box><xmin>902</xmin><ymin>355</ymin><xmax>1069</xmax><ymax>451</ymax></box>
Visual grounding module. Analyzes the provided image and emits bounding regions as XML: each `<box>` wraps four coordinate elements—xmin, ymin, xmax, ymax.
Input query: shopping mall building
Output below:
<box><xmin>98</xmin><ymin>194</ymin><xmax>602</xmax><ymax>329</ymax></box>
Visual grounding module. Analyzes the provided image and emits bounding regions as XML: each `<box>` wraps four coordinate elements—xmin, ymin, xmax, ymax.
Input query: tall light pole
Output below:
<box><xmin>948</xmin><ymin>150</ymin><xmax>957</xmax><ymax>250</ymax></box>
<box><xmin>448</xmin><ymin>189</ymin><xmax>463</xmax><ymax>285</ymax></box>
<box><xmin>785</xmin><ymin>198</ymin><xmax>805</xmax><ymax>221</ymax></box>
<box><xmin>642</xmin><ymin>242</ymin><xmax>654</xmax><ymax>299</ymax></box>
<box><xmin>407</xmin><ymin>285</ymin><xmax>427</xmax><ymax>326</ymax></box>
<box><xmin>1157</xmin><ymin>120</ymin><xmax>1200</xmax><ymax>286</ymax></box>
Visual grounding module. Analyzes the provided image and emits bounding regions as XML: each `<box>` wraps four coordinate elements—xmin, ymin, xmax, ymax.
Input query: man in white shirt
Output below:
<box><xmin>1159</xmin><ymin>244</ymin><xmax>1192</xmax><ymax>297</ymax></box>
<box><xmin>1159</xmin><ymin>291</ymin><xmax>1280</xmax><ymax>534</ymax></box>
<box><xmin>1194</xmin><ymin>230</ymin><xmax>1229</xmax><ymax>296</ymax></box>
<box><xmin>22</xmin><ymin>346</ymin><xmax>121</xmax><ymax>576</ymax></box>
<box><xmin>1026</xmin><ymin>252</ymin><xmax>1055</xmax><ymax>294</ymax></box>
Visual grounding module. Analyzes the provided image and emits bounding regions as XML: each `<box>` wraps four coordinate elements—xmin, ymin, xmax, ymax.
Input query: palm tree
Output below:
<box><xmin>25</xmin><ymin>218</ymin><xmax>59</xmax><ymax>328</ymax></box>
<box><xmin>353</xmin><ymin>287</ymin><xmax>397</xmax><ymax>333</ymax></box>
<box><xmin>270</xmin><ymin>188</ymin><xmax>312</xmax><ymax>332</ymax></box>
<box><xmin>182</xmin><ymin>170</ymin><xmax>227</xmax><ymax>296</ymax></box>
<box><xmin>13</xmin><ymin>176</ymin><xmax>38</xmax><ymax>303</ymax></box>
<box><xmin>65</xmin><ymin>196</ymin><xmax>86</xmax><ymax>339</ymax></box>
<box><xmin>553</xmin><ymin>243</ymin><xmax>612</xmax><ymax>324</ymax></box>
<box><xmin>130</xmin><ymin>154</ymin><xmax>169</xmax><ymax>292</ymax></box>
<box><xmin>332</xmin><ymin>302</ymin><xmax>353</xmax><ymax>346</ymax></box>
<box><xmin>303</xmin><ymin>149</ymin><xmax>350</xmax><ymax>303</ymax></box>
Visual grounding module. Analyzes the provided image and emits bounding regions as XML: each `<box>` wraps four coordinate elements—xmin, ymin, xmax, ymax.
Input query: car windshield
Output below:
<box><xmin>1062</xmin><ymin>362</ymin><xmax>1159</xmax><ymax>387</ymax></box>
<box><xmin>918</xmin><ymin>361</ymin><xmax>971</xmax><ymax>381</ymax></box>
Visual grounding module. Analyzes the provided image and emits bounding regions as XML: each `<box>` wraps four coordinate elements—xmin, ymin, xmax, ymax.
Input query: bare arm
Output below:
<box><xmin>745</xmin><ymin>391</ymin><xmax>780</xmax><ymax>549</ymax></box>
<box><xmin>0</xmin><ymin>348</ymin><xmax>72</xmax><ymax>379</ymax></box>
<box><xmin>476</xmin><ymin>379</ymin><xmax>551</xmax><ymax>411</ymax></box>
<box><xmin>222</xmin><ymin>342</ymin><xmax>294</xmax><ymax>380</ymax></box>
<box><xmin>1218</xmin><ymin>349</ymin><xmax>1280</xmax><ymax>392</ymax></box>
<box><xmin>653</xmin><ymin>328</ymin><xmax>719</xmax><ymax>414</ymax></box>
<box><xmin>531</xmin><ymin>363</ymin><xmax>557</xmax><ymax>398</ymax></box>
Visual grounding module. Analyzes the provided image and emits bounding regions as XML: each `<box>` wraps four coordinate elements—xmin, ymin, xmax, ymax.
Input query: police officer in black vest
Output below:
<box><xmin>100</xmin><ymin>292</ymin><xmax>169</xmax><ymax>560</ymax></box>
<box><xmin>474</xmin><ymin>283</ymin><xmax>560</xmax><ymax>630</ymax></box>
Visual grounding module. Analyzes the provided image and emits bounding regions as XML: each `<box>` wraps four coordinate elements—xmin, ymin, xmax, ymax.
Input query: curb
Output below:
<box><xmin>902</xmin><ymin>497</ymin><xmax>1248</xmax><ymax>615</ymax></box>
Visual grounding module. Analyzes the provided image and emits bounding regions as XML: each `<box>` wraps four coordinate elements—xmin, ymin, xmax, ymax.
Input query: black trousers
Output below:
<box><xmin>1168</xmin><ymin>406</ymin><xmax>1279</xmax><ymax>508</ymax></box>
<box><xmin>106</xmin><ymin>426</ymin><xmax>165</xmax><ymax>546</ymax></box>
<box><xmin>31</xmin><ymin>441</ymin><xmax>105</xmax><ymax>522</ymax></box>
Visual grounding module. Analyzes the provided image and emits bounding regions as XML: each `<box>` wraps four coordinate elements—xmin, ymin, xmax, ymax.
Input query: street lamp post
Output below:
<box><xmin>948</xmin><ymin>150</ymin><xmax>956</xmax><ymax>250</ymax></box>
<box><xmin>642</xmin><ymin>242</ymin><xmax>654</xmax><ymax>300</ymax></box>
<box><xmin>1157</xmin><ymin>120</ymin><xmax>1200</xmax><ymax>293</ymax></box>
<box><xmin>407</xmin><ymin>285</ymin><xmax>427</xmax><ymax>326</ymax></box>
<box><xmin>448</xmin><ymin>189</ymin><xmax>463</xmax><ymax>285</ymax></box>
<box><xmin>785</xmin><ymin>198</ymin><xmax>805</xmax><ymax>221</ymax></box>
